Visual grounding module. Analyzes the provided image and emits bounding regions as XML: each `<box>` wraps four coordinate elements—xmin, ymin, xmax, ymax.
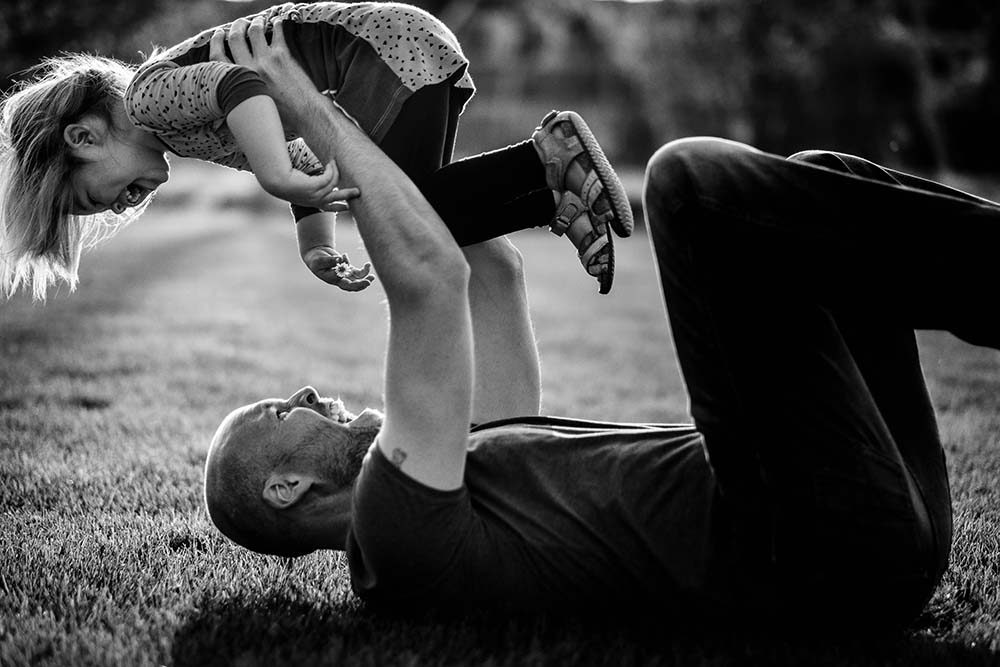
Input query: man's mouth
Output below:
<box><xmin>318</xmin><ymin>397</ymin><xmax>355</xmax><ymax>423</ymax></box>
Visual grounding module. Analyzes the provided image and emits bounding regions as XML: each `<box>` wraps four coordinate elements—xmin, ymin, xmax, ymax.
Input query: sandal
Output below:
<box><xmin>550</xmin><ymin>191</ymin><xmax>614</xmax><ymax>294</ymax></box>
<box><xmin>532</xmin><ymin>110</ymin><xmax>634</xmax><ymax>239</ymax></box>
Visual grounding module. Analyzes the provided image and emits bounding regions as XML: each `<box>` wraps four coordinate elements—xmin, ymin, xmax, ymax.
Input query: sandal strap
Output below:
<box><xmin>549</xmin><ymin>191</ymin><xmax>586</xmax><ymax>237</ymax></box>
<box><xmin>564</xmin><ymin>205</ymin><xmax>608</xmax><ymax>267</ymax></box>
<box><xmin>578</xmin><ymin>231</ymin><xmax>609</xmax><ymax>268</ymax></box>
<box><xmin>580</xmin><ymin>170</ymin><xmax>604</xmax><ymax>208</ymax></box>
<box><xmin>541</xmin><ymin>139</ymin><xmax>584</xmax><ymax>192</ymax></box>
<box><xmin>533</xmin><ymin>111</ymin><xmax>585</xmax><ymax>191</ymax></box>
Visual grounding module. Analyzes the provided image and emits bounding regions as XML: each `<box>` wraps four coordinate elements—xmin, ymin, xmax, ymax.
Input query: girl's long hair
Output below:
<box><xmin>0</xmin><ymin>54</ymin><xmax>149</xmax><ymax>300</ymax></box>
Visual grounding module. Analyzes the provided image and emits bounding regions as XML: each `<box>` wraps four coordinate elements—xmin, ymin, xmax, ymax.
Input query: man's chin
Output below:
<box><xmin>350</xmin><ymin>408</ymin><xmax>384</xmax><ymax>430</ymax></box>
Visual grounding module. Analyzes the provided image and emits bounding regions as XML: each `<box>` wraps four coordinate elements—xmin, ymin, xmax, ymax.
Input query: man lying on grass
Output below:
<box><xmin>204</xmin><ymin>22</ymin><xmax>999</xmax><ymax>628</ymax></box>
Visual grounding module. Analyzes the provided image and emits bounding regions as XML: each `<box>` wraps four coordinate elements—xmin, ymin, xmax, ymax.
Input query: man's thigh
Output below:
<box><xmin>642</xmin><ymin>139</ymin><xmax>941</xmax><ymax>621</ymax></box>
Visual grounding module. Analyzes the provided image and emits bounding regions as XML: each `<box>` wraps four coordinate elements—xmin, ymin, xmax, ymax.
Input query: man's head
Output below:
<box><xmin>204</xmin><ymin>385</ymin><xmax>383</xmax><ymax>556</ymax></box>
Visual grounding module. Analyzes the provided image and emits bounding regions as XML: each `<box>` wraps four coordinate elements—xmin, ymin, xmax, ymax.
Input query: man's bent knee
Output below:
<box><xmin>643</xmin><ymin>137</ymin><xmax>761</xmax><ymax>235</ymax></box>
<box><xmin>787</xmin><ymin>149</ymin><xmax>852</xmax><ymax>172</ymax></box>
<box><xmin>463</xmin><ymin>237</ymin><xmax>525</xmax><ymax>284</ymax></box>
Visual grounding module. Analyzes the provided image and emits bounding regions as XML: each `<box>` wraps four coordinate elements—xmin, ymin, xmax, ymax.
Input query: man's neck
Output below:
<box><xmin>298</xmin><ymin>485</ymin><xmax>354</xmax><ymax>550</ymax></box>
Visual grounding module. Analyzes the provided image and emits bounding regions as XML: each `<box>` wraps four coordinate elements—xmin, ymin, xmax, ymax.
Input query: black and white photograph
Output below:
<box><xmin>2</xmin><ymin>1</ymin><xmax>999</xmax><ymax>664</ymax></box>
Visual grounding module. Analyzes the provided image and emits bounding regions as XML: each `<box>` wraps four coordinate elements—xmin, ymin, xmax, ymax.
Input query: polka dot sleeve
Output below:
<box><xmin>125</xmin><ymin>60</ymin><xmax>260</xmax><ymax>134</ymax></box>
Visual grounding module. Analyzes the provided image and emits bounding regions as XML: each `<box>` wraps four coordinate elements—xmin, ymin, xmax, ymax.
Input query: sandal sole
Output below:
<box><xmin>599</xmin><ymin>236</ymin><xmax>615</xmax><ymax>295</ymax></box>
<box><xmin>582</xmin><ymin>226</ymin><xmax>614</xmax><ymax>294</ymax></box>
<box><xmin>563</xmin><ymin>112</ymin><xmax>635</xmax><ymax>239</ymax></box>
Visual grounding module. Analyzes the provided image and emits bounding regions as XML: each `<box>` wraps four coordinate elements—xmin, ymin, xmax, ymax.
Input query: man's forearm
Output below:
<box><xmin>291</xmin><ymin>92</ymin><xmax>466</xmax><ymax>297</ymax></box>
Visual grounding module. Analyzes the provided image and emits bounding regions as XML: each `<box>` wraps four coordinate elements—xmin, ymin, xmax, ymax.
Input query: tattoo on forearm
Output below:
<box><xmin>390</xmin><ymin>448</ymin><xmax>407</xmax><ymax>468</ymax></box>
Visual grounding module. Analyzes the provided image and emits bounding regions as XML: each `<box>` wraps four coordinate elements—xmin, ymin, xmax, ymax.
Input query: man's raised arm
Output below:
<box><xmin>213</xmin><ymin>18</ymin><xmax>474</xmax><ymax>490</ymax></box>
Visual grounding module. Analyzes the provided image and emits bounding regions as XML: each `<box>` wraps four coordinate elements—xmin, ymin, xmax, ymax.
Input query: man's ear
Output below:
<box><xmin>262</xmin><ymin>473</ymin><xmax>315</xmax><ymax>509</ymax></box>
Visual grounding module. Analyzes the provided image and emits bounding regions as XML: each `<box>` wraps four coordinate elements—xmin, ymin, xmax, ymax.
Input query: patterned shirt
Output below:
<box><xmin>124</xmin><ymin>2</ymin><xmax>475</xmax><ymax>176</ymax></box>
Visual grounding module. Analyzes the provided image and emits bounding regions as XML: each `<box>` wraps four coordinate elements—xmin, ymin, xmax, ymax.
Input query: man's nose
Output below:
<box><xmin>288</xmin><ymin>386</ymin><xmax>319</xmax><ymax>407</ymax></box>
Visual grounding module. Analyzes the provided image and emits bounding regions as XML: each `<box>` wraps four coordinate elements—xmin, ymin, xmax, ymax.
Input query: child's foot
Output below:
<box><xmin>550</xmin><ymin>191</ymin><xmax>615</xmax><ymax>294</ymax></box>
<box><xmin>532</xmin><ymin>110</ymin><xmax>634</xmax><ymax>239</ymax></box>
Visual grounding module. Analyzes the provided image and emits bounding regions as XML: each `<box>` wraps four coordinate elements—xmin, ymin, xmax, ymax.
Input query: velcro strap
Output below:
<box><xmin>549</xmin><ymin>191</ymin><xmax>585</xmax><ymax>236</ymax></box>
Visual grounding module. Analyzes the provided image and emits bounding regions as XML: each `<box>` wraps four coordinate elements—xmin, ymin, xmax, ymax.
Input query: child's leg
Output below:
<box><xmin>378</xmin><ymin>81</ymin><xmax>554</xmax><ymax>242</ymax></box>
<box><xmin>378</xmin><ymin>81</ymin><xmax>621</xmax><ymax>293</ymax></box>
<box><xmin>415</xmin><ymin>142</ymin><xmax>557</xmax><ymax>246</ymax></box>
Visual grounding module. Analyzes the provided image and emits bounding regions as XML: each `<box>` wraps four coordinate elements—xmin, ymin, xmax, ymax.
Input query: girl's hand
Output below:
<box><xmin>301</xmin><ymin>246</ymin><xmax>375</xmax><ymax>293</ymax></box>
<box><xmin>259</xmin><ymin>160</ymin><xmax>358</xmax><ymax>211</ymax></box>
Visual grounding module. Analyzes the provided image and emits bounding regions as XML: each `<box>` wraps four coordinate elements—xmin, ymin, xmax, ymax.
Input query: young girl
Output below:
<box><xmin>0</xmin><ymin>2</ymin><xmax>633</xmax><ymax>299</ymax></box>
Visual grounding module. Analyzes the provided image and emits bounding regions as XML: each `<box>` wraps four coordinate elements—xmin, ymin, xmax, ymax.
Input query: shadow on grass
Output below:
<box><xmin>171</xmin><ymin>594</ymin><xmax>1000</xmax><ymax>667</ymax></box>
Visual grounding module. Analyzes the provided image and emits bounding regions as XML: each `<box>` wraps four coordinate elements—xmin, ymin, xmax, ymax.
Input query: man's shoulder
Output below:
<box><xmin>470</xmin><ymin>414</ymin><xmax>698</xmax><ymax>436</ymax></box>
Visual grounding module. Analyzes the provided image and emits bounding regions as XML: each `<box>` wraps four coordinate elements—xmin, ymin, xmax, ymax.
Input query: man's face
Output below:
<box><xmin>238</xmin><ymin>386</ymin><xmax>358</xmax><ymax>447</ymax></box>
<box><xmin>205</xmin><ymin>385</ymin><xmax>382</xmax><ymax>555</ymax></box>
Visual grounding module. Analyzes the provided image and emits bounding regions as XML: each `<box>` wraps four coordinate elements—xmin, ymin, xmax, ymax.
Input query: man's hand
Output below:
<box><xmin>258</xmin><ymin>161</ymin><xmax>354</xmax><ymax>212</ymax></box>
<box><xmin>210</xmin><ymin>16</ymin><xmax>318</xmax><ymax>131</ymax></box>
<box><xmin>212</xmin><ymin>17</ymin><xmax>360</xmax><ymax>207</ymax></box>
<box><xmin>301</xmin><ymin>246</ymin><xmax>375</xmax><ymax>293</ymax></box>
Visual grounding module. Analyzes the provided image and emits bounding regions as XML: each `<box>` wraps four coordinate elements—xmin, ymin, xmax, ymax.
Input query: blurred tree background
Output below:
<box><xmin>3</xmin><ymin>0</ymin><xmax>998</xmax><ymax>173</ymax></box>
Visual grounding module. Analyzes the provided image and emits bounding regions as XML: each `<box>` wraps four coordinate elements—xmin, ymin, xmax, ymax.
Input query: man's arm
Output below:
<box><xmin>215</xmin><ymin>18</ymin><xmax>473</xmax><ymax>490</ymax></box>
<box><xmin>463</xmin><ymin>239</ymin><xmax>541</xmax><ymax>423</ymax></box>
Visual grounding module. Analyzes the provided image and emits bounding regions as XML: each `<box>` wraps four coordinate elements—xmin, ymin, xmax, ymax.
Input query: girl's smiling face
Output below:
<box><xmin>64</xmin><ymin>112</ymin><xmax>170</xmax><ymax>216</ymax></box>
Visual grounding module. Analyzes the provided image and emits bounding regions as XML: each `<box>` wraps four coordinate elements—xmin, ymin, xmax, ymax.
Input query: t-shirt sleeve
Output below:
<box><xmin>216</xmin><ymin>66</ymin><xmax>269</xmax><ymax>114</ymax></box>
<box><xmin>125</xmin><ymin>60</ymin><xmax>270</xmax><ymax>133</ymax></box>
<box><xmin>346</xmin><ymin>444</ymin><xmax>480</xmax><ymax>607</ymax></box>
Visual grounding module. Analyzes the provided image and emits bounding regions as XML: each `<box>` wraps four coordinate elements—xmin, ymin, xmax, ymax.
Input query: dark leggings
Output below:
<box><xmin>643</xmin><ymin>138</ymin><xmax>1000</xmax><ymax>626</ymax></box>
<box><xmin>378</xmin><ymin>81</ymin><xmax>555</xmax><ymax>245</ymax></box>
<box><xmin>292</xmin><ymin>81</ymin><xmax>556</xmax><ymax>243</ymax></box>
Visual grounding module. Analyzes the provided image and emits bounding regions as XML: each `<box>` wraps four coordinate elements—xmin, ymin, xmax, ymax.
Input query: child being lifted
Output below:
<box><xmin>0</xmin><ymin>2</ymin><xmax>633</xmax><ymax>299</ymax></box>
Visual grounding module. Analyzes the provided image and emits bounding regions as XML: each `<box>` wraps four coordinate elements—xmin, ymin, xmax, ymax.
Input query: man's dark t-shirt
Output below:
<box><xmin>346</xmin><ymin>417</ymin><xmax>731</xmax><ymax>614</ymax></box>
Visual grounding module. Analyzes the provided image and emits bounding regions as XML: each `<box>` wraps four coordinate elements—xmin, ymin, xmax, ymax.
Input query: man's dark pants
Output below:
<box><xmin>643</xmin><ymin>138</ymin><xmax>999</xmax><ymax>626</ymax></box>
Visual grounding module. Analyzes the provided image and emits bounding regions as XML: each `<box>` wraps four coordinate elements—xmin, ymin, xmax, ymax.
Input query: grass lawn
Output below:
<box><xmin>2</xmin><ymin>162</ymin><xmax>1000</xmax><ymax>665</ymax></box>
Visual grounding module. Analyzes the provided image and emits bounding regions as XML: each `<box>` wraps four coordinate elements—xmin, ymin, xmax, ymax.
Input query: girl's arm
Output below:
<box><xmin>229</xmin><ymin>96</ymin><xmax>371</xmax><ymax>291</ymax></box>
<box><xmin>126</xmin><ymin>60</ymin><xmax>358</xmax><ymax>209</ymax></box>
<box><xmin>227</xmin><ymin>95</ymin><xmax>354</xmax><ymax>210</ymax></box>
<box><xmin>295</xmin><ymin>211</ymin><xmax>374</xmax><ymax>292</ymax></box>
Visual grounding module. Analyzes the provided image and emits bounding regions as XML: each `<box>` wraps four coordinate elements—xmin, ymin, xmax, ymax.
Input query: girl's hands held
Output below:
<box><xmin>301</xmin><ymin>246</ymin><xmax>375</xmax><ymax>293</ymax></box>
<box><xmin>259</xmin><ymin>160</ymin><xmax>358</xmax><ymax>211</ymax></box>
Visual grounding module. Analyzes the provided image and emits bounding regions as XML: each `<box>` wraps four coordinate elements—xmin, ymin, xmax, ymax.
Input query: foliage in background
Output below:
<box><xmin>3</xmin><ymin>0</ymin><xmax>999</xmax><ymax>171</ymax></box>
<box><xmin>1</xmin><ymin>0</ymin><xmax>169</xmax><ymax>81</ymax></box>
<box><xmin>741</xmin><ymin>0</ymin><xmax>1000</xmax><ymax>171</ymax></box>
